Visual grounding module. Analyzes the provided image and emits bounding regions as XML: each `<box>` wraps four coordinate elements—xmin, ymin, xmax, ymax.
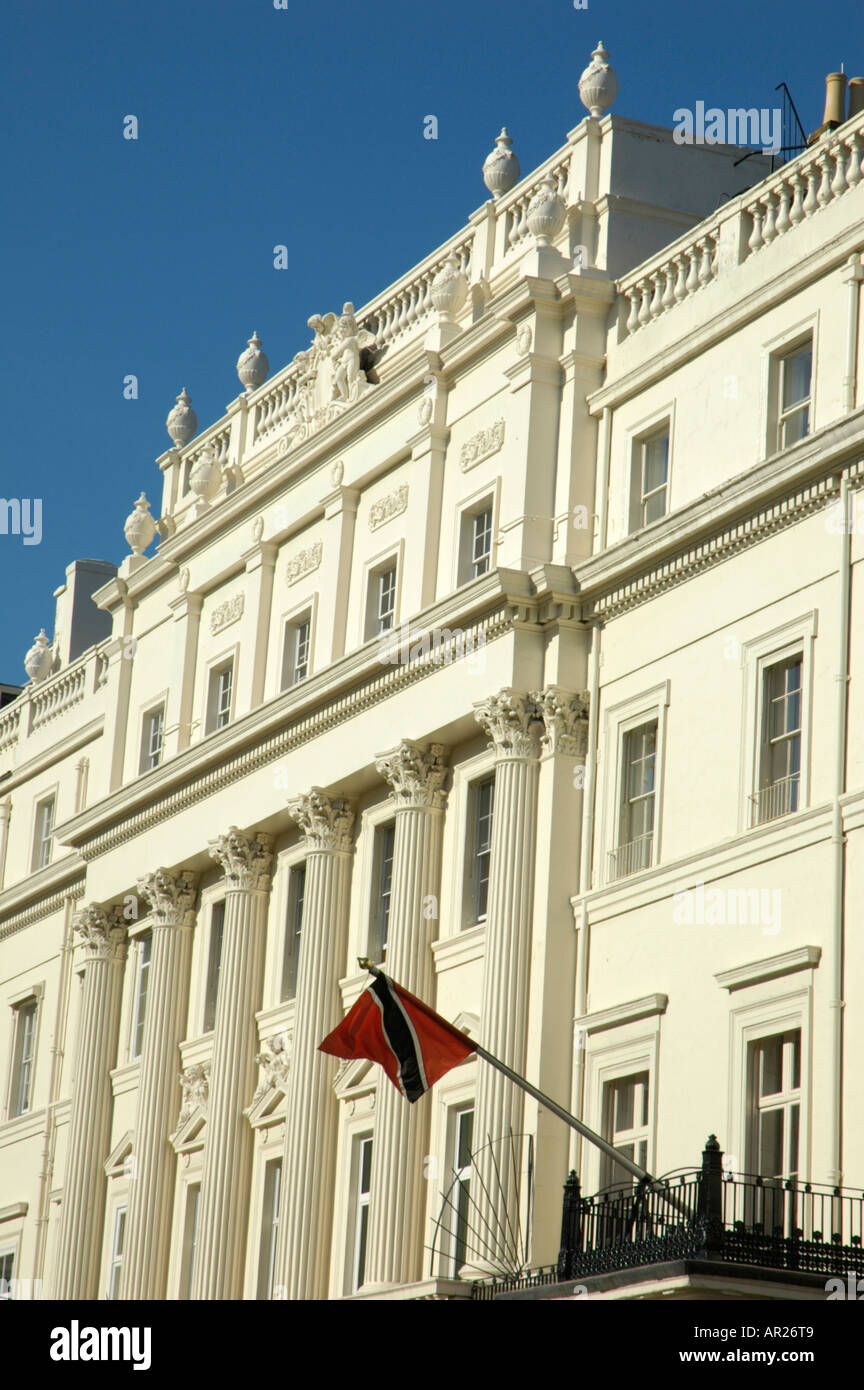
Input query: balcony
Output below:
<box><xmin>607</xmin><ymin>832</ymin><xmax>653</xmax><ymax>881</ymax></box>
<box><xmin>472</xmin><ymin>1137</ymin><xmax>864</xmax><ymax>1299</ymax></box>
<box><xmin>750</xmin><ymin>773</ymin><xmax>800</xmax><ymax>827</ymax></box>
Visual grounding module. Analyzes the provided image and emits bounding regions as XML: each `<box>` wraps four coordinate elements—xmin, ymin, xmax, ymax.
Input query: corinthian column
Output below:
<box><xmin>275</xmin><ymin>790</ymin><xmax>354</xmax><ymax>1300</ymax></box>
<box><xmin>54</xmin><ymin>904</ymin><xmax>127</xmax><ymax>1299</ymax></box>
<box><xmin>122</xmin><ymin>868</ymin><xmax>198</xmax><ymax>1300</ymax></box>
<box><xmin>192</xmin><ymin>828</ymin><xmax>272</xmax><ymax>1300</ymax></box>
<box><xmin>471</xmin><ymin>689</ymin><xmax>543</xmax><ymax>1272</ymax></box>
<box><xmin>363</xmin><ymin>742</ymin><xmax>448</xmax><ymax>1290</ymax></box>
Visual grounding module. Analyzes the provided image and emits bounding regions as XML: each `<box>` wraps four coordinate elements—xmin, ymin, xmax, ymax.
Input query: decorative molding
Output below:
<box><xmin>209</xmin><ymin>828</ymin><xmax>273</xmax><ymax>892</ymax></box>
<box><xmin>0</xmin><ymin>877</ymin><xmax>86</xmax><ymax>942</ymax></box>
<box><xmin>369</xmin><ymin>483</ymin><xmax>409</xmax><ymax>531</ymax></box>
<box><xmin>534</xmin><ymin>686</ymin><xmax>590</xmax><ymax>758</ymax></box>
<box><xmin>574</xmin><ymin>993</ymin><xmax>669</xmax><ymax>1034</ymax></box>
<box><xmin>288</xmin><ymin>789</ymin><xmax>354</xmax><ymax>853</ymax></box>
<box><xmin>0</xmin><ymin>1202</ymin><xmax>28</xmax><ymax>1223</ymax></box>
<box><xmin>210</xmin><ymin>593</ymin><xmax>245</xmax><ymax>635</ymax></box>
<box><xmin>64</xmin><ymin>606</ymin><xmax>512</xmax><ymax>861</ymax></box>
<box><xmin>431</xmin><ymin>923</ymin><xmax>486</xmax><ymax>974</ymax></box>
<box><xmin>375</xmin><ymin>740</ymin><xmax>448</xmax><ymax>810</ymax></box>
<box><xmin>176</xmin><ymin>1063</ymin><xmax>210</xmax><ymax>1128</ymax></box>
<box><xmin>286</xmin><ymin>540</ymin><xmax>323</xmax><ymax>587</ymax></box>
<box><xmin>474</xmin><ymin>688</ymin><xmax>543</xmax><ymax>760</ymax></box>
<box><xmin>247</xmin><ymin>1032</ymin><xmax>292</xmax><ymax>1111</ymax></box>
<box><xmin>715</xmin><ymin>946</ymin><xmax>822</xmax><ymax>992</ymax></box>
<box><xmin>460</xmin><ymin>419</ymin><xmax>505</xmax><ymax>472</ymax></box>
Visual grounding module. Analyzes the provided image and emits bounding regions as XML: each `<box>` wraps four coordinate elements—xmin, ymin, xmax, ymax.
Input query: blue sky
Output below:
<box><xmin>0</xmin><ymin>0</ymin><xmax>860</xmax><ymax>681</ymax></box>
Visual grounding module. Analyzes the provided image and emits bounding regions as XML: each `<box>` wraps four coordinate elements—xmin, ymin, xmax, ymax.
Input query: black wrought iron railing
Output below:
<box><xmin>471</xmin><ymin>1136</ymin><xmax>864</xmax><ymax>1297</ymax></box>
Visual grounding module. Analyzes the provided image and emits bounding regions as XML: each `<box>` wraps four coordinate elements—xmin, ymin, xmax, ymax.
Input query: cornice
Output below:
<box><xmin>55</xmin><ymin>574</ymin><xmax>534</xmax><ymax>861</ymax></box>
<box><xmin>0</xmin><ymin>857</ymin><xmax>86</xmax><ymax>940</ymax></box>
<box><xmin>575</xmin><ymin>993</ymin><xmax>668</xmax><ymax>1034</ymax></box>
<box><xmin>715</xmin><ymin>947</ymin><xmax>822</xmax><ymax>992</ymax></box>
<box><xmin>577</xmin><ymin>415</ymin><xmax>864</xmax><ymax>620</ymax></box>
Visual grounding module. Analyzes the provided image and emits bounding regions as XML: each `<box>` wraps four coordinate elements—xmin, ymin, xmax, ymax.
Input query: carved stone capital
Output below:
<box><xmin>73</xmin><ymin>903</ymin><xmax>128</xmax><ymax>962</ymax></box>
<box><xmin>288</xmin><ymin>788</ymin><xmax>355</xmax><ymax>852</ymax></box>
<box><xmin>209</xmin><ymin>827</ymin><xmax>273</xmax><ymax>891</ymax></box>
<box><xmin>473</xmin><ymin>689</ymin><xmax>543</xmax><ymax>760</ymax></box>
<box><xmin>137</xmin><ymin>868</ymin><xmax>198</xmax><ymax>928</ymax></box>
<box><xmin>177</xmin><ymin>1062</ymin><xmax>210</xmax><ymax>1126</ymax></box>
<box><xmin>375</xmin><ymin>741</ymin><xmax>448</xmax><ymax>810</ymax></box>
<box><xmin>533</xmin><ymin>686</ymin><xmax>590</xmax><ymax>758</ymax></box>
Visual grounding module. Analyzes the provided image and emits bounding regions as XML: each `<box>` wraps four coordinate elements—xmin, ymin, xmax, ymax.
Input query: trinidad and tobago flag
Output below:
<box><xmin>319</xmin><ymin>966</ymin><xmax>475</xmax><ymax>1102</ymax></box>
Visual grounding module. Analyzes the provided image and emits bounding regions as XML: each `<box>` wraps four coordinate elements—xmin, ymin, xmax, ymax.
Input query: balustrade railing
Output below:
<box><xmin>0</xmin><ymin>703</ymin><xmax>21</xmax><ymax>754</ymax></box>
<box><xmin>29</xmin><ymin>665</ymin><xmax>87</xmax><ymax>731</ymax></box>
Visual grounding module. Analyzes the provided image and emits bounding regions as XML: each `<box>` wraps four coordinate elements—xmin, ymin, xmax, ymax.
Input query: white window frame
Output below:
<box><xmin>178</xmin><ymin>1180</ymin><xmax>201</xmax><ymax>1300</ymax></box>
<box><xmin>203</xmin><ymin>647</ymin><xmax>238</xmax><ymax>735</ymax></box>
<box><xmin>624</xmin><ymin>403</ymin><xmax>675</xmax><ymax>537</ymax></box>
<box><xmin>347</xmin><ymin>1133</ymin><xmax>373</xmax><ymax>1294</ymax></box>
<box><xmin>349</xmin><ymin>799</ymin><xmax>399</xmax><ymax>968</ymax></box>
<box><xmin>726</xmin><ymin>984</ymin><xmax>812</xmax><ymax>1186</ymax></box>
<box><xmin>266</xmin><ymin>843</ymin><xmax>307</xmax><ymax>1010</ymax></box>
<box><xmin>455</xmin><ymin>485</ymin><xmax>498</xmax><ymax>587</ymax></box>
<box><xmin>426</xmin><ymin>1066</ymin><xmax>477</xmax><ymax>1278</ymax></box>
<box><xmin>130</xmin><ymin>930</ymin><xmax>152</xmax><ymax>1061</ymax></box>
<box><xmin>256</xmin><ymin>1157</ymin><xmax>283</xmax><ymax>1300</ymax></box>
<box><xmin>367</xmin><ymin>820</ymin><xmax>396</xmax><ymax>964</ymax></box>
<box><xmin>464</xmin><ymin>774</ymin><xmax>495</xmax><ymax>929</ymax></box>
<box><xmin>440</xmin><ymin>749</ymin><xmax>496</xmax><ymax>940</ymax></box>
<box><xmin>583</xmin><ymin>1021</ymin><xmax>661</xmax><ymax>1197</ymax></box>
<box><xmin>139</xmin><ymin>698</ymin><xmax>167</xmax><ymax>774</ymax></box>
<box><xmin>202</xmin><ymin>898</ymin><xmax>226</xmax><ymax>1034</ymax></box>
<box><xmin>600</xmin><ymin>682</ymin><xmax>670</xmax><ymax>887</ymax></box>
<box><xmin>31</xmin><ymin>791</ymin><xmax>57</xmax><ymax>873</ymax></box>
<box><xmin>8</xmin><ymin>996</ymin><xmax>39</xmax><ymax>1118</ymax></box>
<box><xmin>761</xmin><ymin>314</ymin><xmax>819</xmax><ymax>459</ymax></box>
<box><xmin>278</xmin><ymin>593</ymin><xmax>318</xmax><ymax>693</ymax></box>
<box><xmin>0</xmin><ymin>1245</ymin><xmax>16</xmax><ymax>1299</ymax></box>
<box><xmin>738</xmin><ymin>613</ymin><xmax>816</xmax><ymax>835</ymax></box>
<box><xmin>600</xmin><ymin>1072</ymin><xmax>650</xmax><ymax>1190</ymax></box>
<box><xmin>629</xmin><ymin>425</ymin><xmax>670</xmax><ymax>532</ymax></box>
<box><xmin>280</xmin><ymin>862</ymin><xmax>306</xmax><ymax>1003</ymax></box>
<box><xmin>361</xmin><ymin>543</ymin><xmax>403</xmax><ymax>645</ymax></box>
<box><xmin>107</xmin><ymin>1202</ymin><xmax>127</xmax><ymax>1299</ymax></box>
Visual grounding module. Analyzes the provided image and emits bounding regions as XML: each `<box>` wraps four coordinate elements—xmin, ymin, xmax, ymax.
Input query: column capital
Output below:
<box><xmin>473</xmin><ymin>688</ymin><xmax>543</xmax><ymax>760</ymax></box>
<box><xmin>288</xmin><ymin>788</ymin><xmax>354</xmax><ymax>852</ymax></box>
<box><xmin>209</xmin><ymin>827</ymin><xmax>273</xmax><ymax>891</ymax></box>
<box><xmin>375</xmin><ymin>740</ymin><xmax>448</xmax><ymax>810</ymax></box>
<box><xmin>73</xmin><ymin>903</ymin><xmax>127</xmax><ymax>961</ymax></box>
<box><xmin>137</xmin><ymin>867</ymin><xmax>198</xmax><ymax>927</ymax></box>
<box><xmin>532</xmin><ymin>686</ymin><xmax>590</xmax><ymax>758</ymax></box>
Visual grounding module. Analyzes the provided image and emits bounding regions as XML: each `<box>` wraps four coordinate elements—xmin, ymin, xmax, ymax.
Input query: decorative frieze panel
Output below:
<box><xmin>210</xmin><ymin>593</ymin><xmax>245</xmax><ymax>635</ymax></box>
<box><xmin>286</xmin><ymin>541</ymin><xmax>323</xmax><ymax>586</ymax></box>
<box><xmin>460</xmin><ymin>419</ymin><xmax>505</xmax><ymax>472</ymax></box>
<box><xmin>369</xmin><ymin>483</ymin><xmax>409</xmax><ymax>531</ymax></box>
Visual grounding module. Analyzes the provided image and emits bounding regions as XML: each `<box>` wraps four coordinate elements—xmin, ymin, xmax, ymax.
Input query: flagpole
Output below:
<box><xmin>358</xmin><ymin>959</ymin><xmax>654</xmax><ymax>1187</ymax></box>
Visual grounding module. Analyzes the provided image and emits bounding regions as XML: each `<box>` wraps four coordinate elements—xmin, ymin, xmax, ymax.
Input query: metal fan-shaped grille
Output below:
<box><xmin>428</xmin><ymin>1130</ymin><xmax>535</xmax><ymax>1280</ymax></box>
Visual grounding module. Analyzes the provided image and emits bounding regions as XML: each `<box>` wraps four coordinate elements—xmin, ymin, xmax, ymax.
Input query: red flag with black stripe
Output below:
<box><xmin>319</xmin><ymin>969</ymin><xmax>475</xmax><ymax>1101</ymax></box>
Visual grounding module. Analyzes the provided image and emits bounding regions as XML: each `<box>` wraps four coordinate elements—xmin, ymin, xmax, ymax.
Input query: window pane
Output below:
<box><xmin>759</xmin><ymin>1108</ymin><xmax>784</xmax><ymax>1178</ymax></box>
<box><xmin>759</xmin><ymin>1037</ymin><xmax>783</xmax><ymax>1097</ymax></box>
<box><xmin>643</xmin><ymin>489</ymin><xmax>667</xmax><ymax>525</ymax></box>
<box><xmin>204</xmin><ymin>901</ymin><xmax>225</xmax><ymax>1032</ymax></box>
<box><xmin>782</xmin><ymin>348</ymin><xmax>812</xmax><ymax>411</ymax></box>
<box><xmin>642</xmin><ymin>434</ymin><xmax>668</xmax><ymax>494</ymax></box>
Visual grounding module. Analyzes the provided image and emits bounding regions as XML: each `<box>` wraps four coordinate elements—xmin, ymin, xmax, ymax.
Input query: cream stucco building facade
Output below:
<box><xmin>3</xmin><ymin>46</ymin><xmax>864</xmax><ymax>1301</ymax></box>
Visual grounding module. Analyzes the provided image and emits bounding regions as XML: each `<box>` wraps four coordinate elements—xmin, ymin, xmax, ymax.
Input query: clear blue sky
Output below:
<box><xmin>0</xmin><ymin>0</ymin><xmax>859</xmax><ymax>682</ymax></box>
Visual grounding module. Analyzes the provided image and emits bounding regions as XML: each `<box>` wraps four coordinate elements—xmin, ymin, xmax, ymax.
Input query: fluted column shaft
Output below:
<box><xmin>54</xmin><ymin>905</ymin><xmax>127</xmax><ymax>1299</ymax></box>
<box><xmin>364</xmin><ymin>743</ymin><xmax>447</xmax><ymax>1289</ymax></box>
<box><xmin>275</xmin><ymin>790</ymin><xmax>354</xmax><ymax>1300</ymax></box>
<box><xmin>192</xmin><ymin>829</ymin><xmax>272</xmax><ymax>1300</ymax></box>
<box><xmin>472</xmin><ymin>690</ymin><xmax>542</xmax><ymax>1271</ymax></box>
<box><xmin>122</xmin><ymin>869</ymin><xmax>197</xmax><ymax>1300</ymax></box>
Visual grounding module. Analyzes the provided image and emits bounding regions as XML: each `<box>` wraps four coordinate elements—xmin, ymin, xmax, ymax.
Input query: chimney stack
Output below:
<box><xmin>849</xmin><ymin>77</ymin><xmax>864</xmax><ymax>119</ymax></box>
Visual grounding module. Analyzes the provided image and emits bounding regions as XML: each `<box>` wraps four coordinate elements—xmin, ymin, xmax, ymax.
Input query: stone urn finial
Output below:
<box><xmin>483</xmin><ymin>127</ymin><xmax>521</xmax><ymax>198</ymax></box>
<box><xmin>578</xmin><ymin>41</ymin><xmax>619</xmax><ymax>118</ymax></box>
<box><xmin>236</xmin><ymin>331</ymin><xmax>269</xmax><ymax>392</ymax></box>
<box><xmin>188</xmin><ymin>446</ymin><xmax>222</xmax><ymax>513</ymax></box>
<box><xmin>123</xmin><ymin>492</ymin><xmax>158</xmax><ymax>556</ymax></box>
<box><xmin>24</xmin><ymin>629</ymin><xmax>54</xmax><ymax>683</ymax></box>
<box><xmin>166</xmin><ymin>388</ymin><xmax>198</xmax><ymax>448</ymax></box>
<box><xmin>527</xmin><ymin>176</ymin><xmax>567</xmax><ymax>246</ymax></box>
<box><xmin>430</xmin><ymin>253</ymin><xmax>469</xmax><ymax>321</ymax></box>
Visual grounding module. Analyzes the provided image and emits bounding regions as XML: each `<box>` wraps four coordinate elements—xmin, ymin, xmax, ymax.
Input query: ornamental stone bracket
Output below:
<box><xmin>473</xmin><ymin>688</ymin><xmax>544</xmax><ymax>760</ymax></box>
<box><xmin>209</xmin><ymin>828</ymin><xmax>274</xmax><ymax>892</ymax></box>
<box><xmin>533</xmin><ymin>686</ymin><xmax>590</xmax><ymax>758</ymax></box>
<box><xmin>375</xmin><ymin>740</ymin><xmax>448</xmax><ymax>810</ymax></box>
<box><xmin>288</xmin><ymin>789</ymin><xmax>355</xmax><ymax>853</ymax></box>
<box><xmin>246</xmin><ymin>1033</ymin><xmax>293</xmax><ymax>1121</ymax></box>
<box><xmin>170</xmin><ymin>1062</ymin><xmax>211</xmax><ymax>1152</ymax></box>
